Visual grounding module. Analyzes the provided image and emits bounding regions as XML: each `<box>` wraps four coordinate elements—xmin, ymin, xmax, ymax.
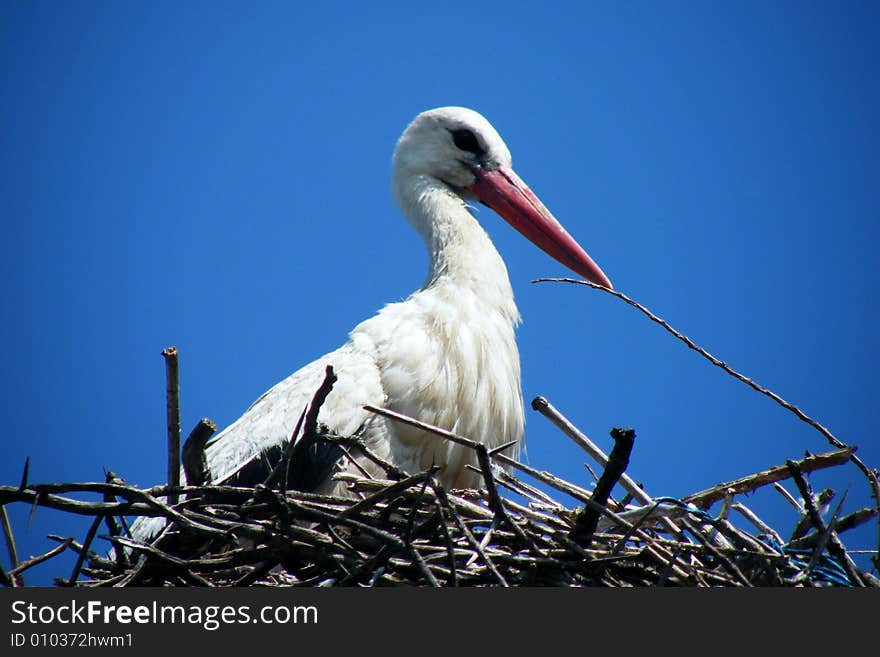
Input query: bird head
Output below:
<box><xmin>392</xmin><ymin>106</ymin><xmax>612</xmax><ymax>289</ymax></box>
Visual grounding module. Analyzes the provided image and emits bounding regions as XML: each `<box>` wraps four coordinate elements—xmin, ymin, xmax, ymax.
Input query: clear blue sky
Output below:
<box><xmin>2</xmin><ymin>2</ymin><xmax>878</xmax><ymax>584</ymax></box>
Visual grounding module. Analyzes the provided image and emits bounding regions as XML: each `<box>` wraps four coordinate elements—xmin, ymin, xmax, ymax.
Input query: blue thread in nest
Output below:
<box><xmin>649</xmin><ymin>497</ymin><xmax>854</xmax><ymax>587</ymax></box>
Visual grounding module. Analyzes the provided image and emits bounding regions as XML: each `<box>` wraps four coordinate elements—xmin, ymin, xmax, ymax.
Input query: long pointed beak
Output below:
<box><xmin>467</xmin><ymin>166</ymin><xmax>612</xmax><ymax>289</ymax></box>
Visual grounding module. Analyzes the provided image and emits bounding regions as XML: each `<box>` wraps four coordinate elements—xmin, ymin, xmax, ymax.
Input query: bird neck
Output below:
<box><xmin>395</xmin><ymin>174</ymin><xmax>520</xmax><ymax>325</ymax></box>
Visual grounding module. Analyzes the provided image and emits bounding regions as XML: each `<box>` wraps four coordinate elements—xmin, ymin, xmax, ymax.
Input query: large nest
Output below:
<box><xmin>2</xmin><ymin>283</ymin><xmax>878</xmax><ymax>587</ymax></box>
<box><xmin>1</xmin><ymin>401</ymin><xmax>877</xmax><ymax>587</ymax></box>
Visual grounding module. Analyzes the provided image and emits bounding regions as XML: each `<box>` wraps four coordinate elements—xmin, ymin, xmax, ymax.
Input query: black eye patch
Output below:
<box><xmin>450</xmin><ymin>128</ymin><xmax>486</xmax><ymax>157</ymax></box>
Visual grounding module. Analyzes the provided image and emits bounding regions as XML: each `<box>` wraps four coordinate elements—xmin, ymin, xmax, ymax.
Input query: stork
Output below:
<box><xmin>137</xmin><ymin>107</ymin><xmax>611</xmax><ymax>541</ymax></box>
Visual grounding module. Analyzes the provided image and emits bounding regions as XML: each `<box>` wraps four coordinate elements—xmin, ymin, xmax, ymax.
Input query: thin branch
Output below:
<box><xmin>683</xmin><ymin>448</ymin><xmax>853</xmax><ymax>509</ymax></box>
<box><xmin>788</xmin><ymin>508</ymin><xmax>878</xmax><ymax>549</ymax></box>
<box><xmin>533</xmin><ymin>278</ymin><xmax>841</xmax><ymax>446</ymax></box>
<box><xmin>773</xmin><ymin>482</ymin><xmax>802</xmax><ymax>511</ymax></box>
<box><xmin>283</xmin><ymin>364</ymin><xmax>336</xmax><ymax>493</ymax></box>
<box><xmin>9</xmin><ymin>538</ymin><xmax>73</xmax><ymax>579</ymax></box>
<box><xmin>0</xmin><ymin>485</ymin><xmax>226</xmax><ymax>537</ymax></box>
<box><xmin>162</xmin><ymin>346</ymin><xmax>181</xmax><ymax>507</ymax></box>
<box><xmin>336</xmin><ymin>469</ymin><xmax>437</xmax><ymax>521</ymax></box>
<box><xmin>1</xmin><ymin>506</ymin><xmax>19</xmax><ymax>577</ymax></box>
<box><xmin>534</xmin><ymin>277</ymin><xmax>880</xmax><ymax>547</ymax></box>
<box><xmin>19</xmin><ymin>458</ymin><xmax>29</xmax><ymax>490</ymax></box>
<box><xmin>793</xmin><ymin>490</ymin><xmax>849</xmax><ymax>585</ymax></box>
<box><xmin>472</xmin><ymin>443</ymin><xmax>542</xmax><ymax>557</ymax></box>
<box><xmin>183</xmin><ymin>418</ymin><xmax>216</xmax><ymax>487</ymax></box>
<box><xmin>109</xmin><ymin>536</ymin><xmax>214</xmax><ymax>587</ymax></box>
<box><xmin>262</xmin><ymin>407</ymin><xmax>307</xmax><ymax>490</ymax></box>
<box><xmin>63</xmin><ymin>514</ymin><xmax>104</xmax><ymax>587</ymax></box>
<box><xmin>47</xmin><ymin>534</ymin><xmax>116</xmax><ymax>572</ymax></box>
<box><xmin>731</xmin><ymin>503</ymin><xmax>783</xmax><ymax>545</ymax></box>
<box><xmin>531</xmin><ymin>396</ymin><xmax>681</xmax><ymax>536</ymax></box>
<box><xmin>320</xmin><ymin>434</ymin><xmax>407</xmax><ymax>480</ymax></box>
<box><xmin>679</xmin><ymin>517</ymin><xmax>752</xmax><ymax>587</ymax></box>
<box><xmin>786</xmin><ymin>460</ymin><xmax>865</xmax><ymax>587</ymax></box>
<box><xmin>431</xmin><ymin>495</ymin><xmax>458</xmax><ymax>587</ymax></box>
<box><xmin>570</xmin><ymin>428</ymin><xmax>635</xmax><ymax>547</ymax></box>
<box><xmin>364</xmin><ymin>404</ymin><xmax>595</xmax><ymax>503</ymax></box>
<box><xmin>432</xmin><ymin>483</ymin><xmax>508</xmax><ymax>587</ymax></box>
<box><xmin>408</xmin><ymin>545</ymin><xmax>440</xmax><ymax>587</ymax></box>
<box><xmin>532</xmin><ymin>396</ymin><xmax>648</xmax><ymax>501</ymax></box>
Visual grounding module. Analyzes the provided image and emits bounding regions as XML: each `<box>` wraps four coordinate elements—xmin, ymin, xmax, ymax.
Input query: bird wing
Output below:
<box><xmin>126</xmin><ymin>337</ymin><xmax>385</xmax><ymax>545</ymax></box>
<box><xmin>204</xmin><ymin>337</ymin><xmax>386</xmax><ymax>487</ymax></box>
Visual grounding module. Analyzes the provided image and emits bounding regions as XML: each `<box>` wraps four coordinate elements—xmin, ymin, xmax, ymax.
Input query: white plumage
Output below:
<box><xmin>133</xmin><ymin>107</ymin><xmax>611</xmax><ymax>541</ymax></box>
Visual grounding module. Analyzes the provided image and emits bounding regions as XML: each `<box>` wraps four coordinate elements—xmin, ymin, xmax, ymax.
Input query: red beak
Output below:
<box><xmin>467</xmin><ymin>166</ymin><xmax>612</xmax><ymax>289</ymax></box>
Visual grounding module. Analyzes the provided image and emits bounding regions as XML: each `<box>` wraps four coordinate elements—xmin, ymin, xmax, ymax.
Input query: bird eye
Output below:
<box><xmin>450</xmin><ymin>129</ymin><xmax>485</xmax><ymax>156</ymax></box>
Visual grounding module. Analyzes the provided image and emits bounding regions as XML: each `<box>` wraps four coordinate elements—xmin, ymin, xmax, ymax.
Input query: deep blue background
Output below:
<box><xmin>2</xmin><ymin>2</ymin><xmax>878</xmax><ymax>584</ymax></box>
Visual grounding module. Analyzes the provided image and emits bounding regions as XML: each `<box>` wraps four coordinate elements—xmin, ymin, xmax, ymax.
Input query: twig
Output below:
<box><xmin>363</xmin><ymin>404</ymin><xmax>541</xmax><ymax>557</ymax></box>
<box><xmin>532</xmin><ymin>278</ymin><xmax>840</xmax><ymax>447</ymax></box>
<box><xmin>183</xmin><ymin>418</ymin><xmax>216</xmax><ymax>487</ymax></box>
<box><xmin>9</xmin><ymin>538</ymin><xmax>73</xmax><ymax>579</ymax></box>
<box><xmin>534</xmin><ymin>277</ymin><xmax>880</xmax><ymax>549</ymax></box>
<box><xmin>321</xmin><ymin>434</ymin><xmax>407</xmax><ymax>480</ymax></box>
<box><xmin>683</xmin><ymin>448</ymin><xmax>853</xmax><ymax>509</ymax></box>
<box><xmin>531</xmin><ymin>397</ymin><xmax>643</xmax><ymax>494</ymax></box>
<box><xmin>47</xmin><ymin>535</ymin><xmax>117</xmax><ymax>572</ymax></box>
<box><xmin>791</xmin><ymin>488</ymin><xmax>836</xmax><ymax>542</ymax></box>
<box><xmin>498</xmin><ymin>497</ymin><xmax>568</xmax><ymax>532</ymax></box>
<box><xmin>473</xmin><ymin>443</ymin><xmax>543</xmax><ymax>557</ymax></box>
<box><xmin>431</xmin><ymin>495</ymin><xmax>458</xmax><ymax>587</ymax></box>
<box><xmin>364</xmin><ymin>405</ymin><xmax>483</xmax><ymax>452</ymax></box>
<box><xmin>793</xmin><ymin>490</ymin><xmax>849</xmax><ymax>585</ymax></box>
<box><xmin>307</xmin><ymin>366</ymin><xmax>337</xmax><ymax>438</ymax></box>
<box><xmin>284</xmin><ymin>364</ymin><xmax>337</xmax><ymax>492</ymax></box>
<box><xmin>432</xmin><ymin>483</ymin><xmax>508</xmax><ymax>587</ymax></box>
<box><xmin>337</xmin><ymin>469</ymin><xmax>437</xmax><ymax>521</ymax></box>
<box><xmin>262</xmin><ymin>407</ymin><xmax>307</xmax><ymax>490</ymax></box>
<box><xmin>110</xmin><ymin>536</ymin><xmax>214</xmax><ymax>587</ymax></box>
<box><xmin>488</xmin><ymin>440</ymin><xmax>519</xmax><ymax>456</ymax></box>
<box><xmin>718</xmin><ymin>488</ymin><xmax>735</xmax><ymax>521</ymax></box>
<box><xmin>364</xmin><ymin>403</ymin><xmax>595</xmax><ymax>504</ymax></box>
<box><xmin>570</xmin><ymin>428</ymin><xmax>635</xmax><ymax>547</ymax></box>
<box><xmin>492</xmin><ymin>468</ymin><xmax>563</xmax><ymax>511</ymax></box>
<box><xmin>1</xmin><ymin>506</ymin><xmax>20</xmax><ymax>577</ymax></box>
<box><xmin>101</xmin><ymin>471</ymin><xmax>129</xmax><ymax>564</ymax></box>
<box><xmin>773</xmin><ymin>482</ymin><xmax>802</xmax><ymax>511</ymax></box>
<box><xmin>786</xmin><ymin>460</ymin><xmax>864</xmax><ymax>587</ymax></box>
<box><xmin>19</xmin><ymin>458</ymin><xmax>29</xmax><ymax>489</ymax></box>
<box><xmin>531</xmin><ymin>396</ymin><xmax>681</xmax><ymax>536</ymax></box>
<box><xmin>162</xmin><ymin>346</ymin><xmax>181</xmax><ymax>507</ymax></box>
<box><xmin>718</xmin><ymin>517</ymin><xmax>779</xmax><ymax>556</ymax></box>
<box><xmin>493</xmin><ymin>454</ymin><xmax>594</xmax><ymax>504</ymax></box>
<box><xmin>731</xmin><ymin>503</ymin><xmax>783</xmax><ymax>545</ymax></box>
<box><xmin>408</xmin><ymin>546</ymin><xmax>440</xmax><ymax>587</ymax></box>
<box><xmin>0</xmin><ymin>485</ymin><xmax>225</xmax><ymax>537</ymax></box>
<box><xmin>788</xmin><ymin>508</ymin><xmax>878</xmax><ymax>549</ymax></box>
<box><xmin>64</xmin><ymin>514</ymin><xmax>104</xmax><ymax>586</ymax></box>
<box><xmin>679</xmin><ymin>517</ymin><xmax>752</xmax><ymax>587</ymax></box>
<box><xmin>336</xmin><ymin>445</ymin><xmax>373</xmax><ymax>481</ymax></box>
<box><xmin>655</xmin><ymin>547</ymin><xmax>684</xmax><ymax>587</ymax></box>
<box><xmin>566</xmin><ymin>494</ymin><xmax>693</xmax><ymax>579</ymax></box>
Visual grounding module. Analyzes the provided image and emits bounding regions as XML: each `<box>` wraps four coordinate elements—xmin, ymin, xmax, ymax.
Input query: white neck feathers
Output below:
<box><xmin>393</xmin><ymin>174</ymin><xmax>520</xmax><ymax>325</ymax></box>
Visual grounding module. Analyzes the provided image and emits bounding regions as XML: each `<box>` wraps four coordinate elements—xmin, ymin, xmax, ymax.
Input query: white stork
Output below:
<box><xmin>134</xmin><ymin>107</ymin><xmax>611</xmax><ymax>540</ymax></box>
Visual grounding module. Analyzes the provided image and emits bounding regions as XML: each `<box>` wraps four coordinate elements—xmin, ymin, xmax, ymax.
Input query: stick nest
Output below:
<box><xmin>2</xmin><ymin>425</ymin><xmax>877</xmax><ymax>587</ymax></box>
<box><xmin>3</xmin><ymin>282</ymin><xmax>878</xmax><ymax>587</ymax></box>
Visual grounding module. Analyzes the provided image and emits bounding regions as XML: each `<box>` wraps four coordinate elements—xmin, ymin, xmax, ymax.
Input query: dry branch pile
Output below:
<box><xmin>2</xmin><ymin>281</ymin><xmax>878</xmax><ymax>587</ymax></box>
<box><xmin>1</xmin><ymin>397</ymin><xmax>877</xmax><ymax>587</ymax></box>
